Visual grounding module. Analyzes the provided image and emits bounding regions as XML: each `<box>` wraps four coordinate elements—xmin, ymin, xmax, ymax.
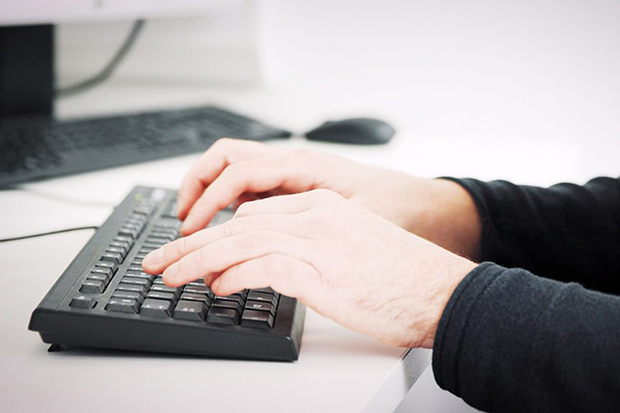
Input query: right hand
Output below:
<box><xmin>177</xmin><ymin>138</ymin><xmax>481</xmax><ymax>259</ymax></box>
<box><xmin>146</xmin><ymin>189</ymin><xmax>477</xmax><ymax>349</ymax></box>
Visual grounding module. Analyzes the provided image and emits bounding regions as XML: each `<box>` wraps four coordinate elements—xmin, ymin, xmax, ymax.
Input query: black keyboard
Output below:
<box><xmin>0</xmin><ymin>106</ymin><xmax>291</xmax><ymax>187</ymax></box>
<box><xmin>28</xmin><ymin>186</ymin><xmax>305</xmax><ymax>361</ymax></box>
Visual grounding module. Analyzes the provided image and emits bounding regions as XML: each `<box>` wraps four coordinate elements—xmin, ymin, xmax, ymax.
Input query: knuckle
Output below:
<box><xmin>223</xmin><ymin>217</ymin><xmax>244</xmax><ymax>237</ymax></box>
<box><xmin>197</xmin><ymin>244</ymin><xmax>209</xmax><ymax>265</ymax></box>
<box><xmin>238</xmin><ymin>232</ymin><xmax>263</xmax><ymax>251</ymax></box>
<box><xmin>220</xmin><ymin>163</ymin><xmax>243</xmax><ymax>183</ymax></box>
<box><xmin>310</xmin><ymin>188</ymin><xmax>340</xmax><ymax>202</ymax></box>
<box><xmin>213</xmin><ymin>137</ymin><xmax>234</xmax><ymax>151</ymax></box>
<box><xmin>171</xmin><ymin>237</ymin><xmax>189</xmax><ymax>257</ymax></box>
<box><xmin>264</xmin><ymin>254</ymin><xmax>290</xmax><ymax>275</ymax></box>
<box><xmin>234</xmin><ymin>201</ymin><xmax>255</xmax><ymax>217</ymax></box>
<box><xmin>237</xmin><ymin>231</ymin><xmax>274</xmax><ymax>252</ymax></box>
<box><xmin>303</xmin><ymin>211</ymin><xmax>329</xmax><ymax>230</ymax></box>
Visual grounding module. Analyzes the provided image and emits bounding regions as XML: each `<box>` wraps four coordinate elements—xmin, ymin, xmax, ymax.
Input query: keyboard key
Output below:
<box><xmin>187</xmin><ymin>280</ymin><xmax>208</xmax><ymax>287</ymax></box>
<box><xmin>109</xmin><ymin>240</ymin><xmax>131</xmax><ymax>251</ymax></box>
<box><xmin>174</xmin><ymin>300</ymin><xmax>207</xmax><ymax>321</ymax></box>
<box><xmin>142</xmin><ymin>241</ymin><xmax>166</xmax><ymax>249</ymax></box>
<box><xmin>127</xmin><ymin>265</ymin><xmax>145</xmax><ymax>272</ymax></box>
<box><xmin>150</xmin><ymin>284</ymin><xmax>182</xmax><ymax>297</ymax></box>
<box><xmin>116</xmin><ymin>283</ymin><xmax>148</xmax><ymax>296</ymax></box>
<box><xmin>125</xmin><ymin>218</ymin><xmax>145</xmax><ymax>227</ymax></box>
<box><xmin>180</xmin><ymin>293</ymin><xmax>211</xmax><ymax>305</ymax></box>
<box><xmin>80</xmin><ymin>280</ymin><xmax>106</xmax><ymax>294</ymax></box>
<box><xmin>113</xmin><ymin>236</ymin><xmax>133</xmax><ymax>245</ymax></box>
<box><xmin>118</xmin><ymin>227</ymin><xmax>138</xmax><ymax>238</ymax></box>
<box><xmin>146</xmin><ymin>291</ymin><xmax>177</xmax><ymax>302</ymax></box>
<box><xmin>148</xmin><ymin>233</ymin><xmax>175</xmax><ymax>242</ymax></box>
<box><xmin>70</xmin><ymin>295</ymin><xmax>96</xmax><ymax>309</ymax></box>
<box><xmin>247</xmin><ymin>292</ymin><xmax>278</xmax><ymax>307</ymax></box>
<box><xmin>105</xmin><ymin>298</ymin><xmax>140</xmax><ymax>314</ymax></box>
<box><xmin>141</xmin><ymin>299</ymin><xmax>172</xmax><ymax>318</ymax></box>
<box><xmin>207</xmin><ymin>307</ymin><xmax>240</xmax><ymax>325</ymax></box>
<box><xmin>105</xmin><ymin>246</ymin><xmax>127</xmax><ymax>257</ymax></box>
<box><xmin>101</xmin><ymin>252</ymin><xmax>123</xmax><ymax>265</ymax></box>
<box><xmin>112</xmin><ymin>290</ymin><xmax>144</xmax><ymax>304</ymax></box>
<box><xmin>184</xmin><ymin>286</ymin><xmax>214</xmax><ymax>299</ymax></box>
<box><xmin>214</xmin><ymin>295</ymin><xmax>244</xmax><ymax>306</ymax></box>
<box><xmin>123</xmin><ymin>220</ymin><xmax>142</xmax><ymax>228</ymax></box>
<box><xmin>89</xmin><ymin>266</ymin><xmax>113</xmax><ymax>278</ymax></box>
<box><xmin>153</xmin><ymin>277</ymin><xmax>166</xmax><ymax>285</ymax></box>
<box><xmin>133</xmin><ymin>206</ymin><xmax>154</xmax><ymax>216</ymax></box>
<box><xmin>253</xmin><ymin>287</ymin><xmax>279</xmax><ymax>297</ymax></box>
<box><xmin>245</xmin><ymin>300</ymin><xmax>276</xmax><ymax>316</ymax></box>
<box><xmin>94</xmin><ymin>261</ymin><xmax>117</xmax><ymax>272</ymax></box>
<box><xmin>212</xmin><ymin>298</ymin><xmax>243</xmax><ymax>313</ymax></box>
<box><xmin>121</xmin><ymin>276</ymin><xmax>151</xmax><ymax>287</ymax></box>
<box><xmin>241</xmin><ymin>309</ymin><xmax>275</xmax><ymax>329</ymax></box>
<box><xmin>124</xmin><ymin>271</ymin><xmax>153</xmax><ymax>280</ymax></box>
<box><xmin>86</xmin><ymin>272</ymin><xmax>109</xmax><ymax>283</ymax></box>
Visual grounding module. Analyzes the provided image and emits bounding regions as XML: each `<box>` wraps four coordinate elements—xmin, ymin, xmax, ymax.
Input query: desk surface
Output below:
<box><xmin>1</xmin><ymin>81</ymin><xmax>618</xmax><ymax>413</ymax></box>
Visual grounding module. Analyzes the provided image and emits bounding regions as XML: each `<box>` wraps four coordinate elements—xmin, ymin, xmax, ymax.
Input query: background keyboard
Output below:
<box><xmin>0</xmin><ymin>106</ymin><xmax>291</xmax><ymax>187</ymax></box>
<box><xmin>29</xmin><ymin>186</ymin><xmax>305</xmax><ymax>361</ymax></box>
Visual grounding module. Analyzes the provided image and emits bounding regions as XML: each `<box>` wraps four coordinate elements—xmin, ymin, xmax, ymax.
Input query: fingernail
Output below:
<box><xmin>143</xmin><ymin>248</ymin><xmax>163</xmax><ymax>267</ymax></box>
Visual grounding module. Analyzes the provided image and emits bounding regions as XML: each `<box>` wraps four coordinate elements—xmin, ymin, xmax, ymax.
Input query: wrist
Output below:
<box><xmin>404</xmin><ymin>178</ymin><xmax>481</xmax><ymax>261</ymax></box>
<box><xmin>419</xmin><ymin>257</ymin><xmax>478</xmax><ymax>349</ymax></box>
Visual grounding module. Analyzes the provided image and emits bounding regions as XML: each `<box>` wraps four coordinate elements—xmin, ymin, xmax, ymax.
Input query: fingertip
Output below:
<box><xmin>211</xmin><ymin>276</ymin><xmax>242</xmax><ymax>297</ymax></box>
<box><xmin>180</xmin><ymin>209</ymin><xmax>215</xmax><ymax>236</ymax></box>
<box><xmin>162</xmin><ymin>265</ymin><xmax>184</xmax><ymax>287</ymax></box>
<box><xmin>211</xmin><ymin>278</ymin><xmax>223</xmax><ymax>294</ymax></box>
<box><xmin>179</xmin><ymin>223</ymin><xmax>196</xmax><ymax>237</ymax></box>
<box><xmin>141</xmin><ymin>248</ymin><xmax>163</xmax><ymax>272</ymax></box>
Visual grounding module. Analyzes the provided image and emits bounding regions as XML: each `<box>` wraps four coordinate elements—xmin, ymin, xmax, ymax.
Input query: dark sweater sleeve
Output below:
<box><xmin>441</xmin><ymin>177</ymin><xmax>620</xmax><ymax>294</ymax></box>
<box><xmin>433</xmin><ymin>263</ymin><xmax>620</xmax><ymax>412</ymax></box>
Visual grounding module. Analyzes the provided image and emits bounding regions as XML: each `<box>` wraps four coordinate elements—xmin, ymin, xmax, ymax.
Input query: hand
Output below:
<box><xmin>176</xmin><ymin>138</ymin><xmax>481</xmax><ymax>260</ymax></box>
<box><xmin>143</xmin><ymin>189</ymin><xmax>477</xmax><ymax>349</ymax></box>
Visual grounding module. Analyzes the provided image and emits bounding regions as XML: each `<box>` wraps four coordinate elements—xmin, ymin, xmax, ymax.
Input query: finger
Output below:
<box><xmin>181</xmin><ymin>155</ymin><xmax>317</xmax><ymax>235</ymax></box>
<box><xmin>211</xmin><ymin>253</ymin><xmax>319</xmax><ymax>298</ymax></box>
<box><xmin>233</xmin><ymin>191</ymin><xmax>322</xmax><ymax>218</ymax></box>
<box><xmin>177</xmin><ymin>138</ymin><xmax>275</xmax><ymax>220</ymax></box>
<box><xmin>143</xmin><ymin>213</ymin><xmax>314</xmax><ymax>274</ymax></box>
<box><xmin>161</xmin><ymin>231</ymin><xmax>320</xmax><ymax>287</ymax></box>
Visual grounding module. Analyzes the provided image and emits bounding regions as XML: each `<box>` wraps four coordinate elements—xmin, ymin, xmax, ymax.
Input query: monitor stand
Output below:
<box><xmin>0</xmin><ymin>24</ymin><xmax>54</xmax><ymax>119</ymax></box>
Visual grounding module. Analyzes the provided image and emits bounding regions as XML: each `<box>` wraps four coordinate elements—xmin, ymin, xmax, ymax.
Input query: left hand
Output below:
<box><xmin>142</xmin><ymin>189</ymin><xmax>476</xmax><ymax>349</ymax></box>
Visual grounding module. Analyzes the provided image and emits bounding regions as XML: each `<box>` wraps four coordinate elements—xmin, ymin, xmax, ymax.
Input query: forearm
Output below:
<box><xmin>433</xmin><ymin>263</ymin><xmax>620</xmax><ymax>412</ymax></box>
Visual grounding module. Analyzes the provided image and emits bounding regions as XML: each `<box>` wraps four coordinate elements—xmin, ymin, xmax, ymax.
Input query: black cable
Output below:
<box><xmin>0</xmin><ymin>226</ymin><xmax>98</xmax><ymax>243</ymax></box>
<box><xmin>55</xmin><ymin>20</ymin><xmax>146</xmax><ymax>98</ymax></box>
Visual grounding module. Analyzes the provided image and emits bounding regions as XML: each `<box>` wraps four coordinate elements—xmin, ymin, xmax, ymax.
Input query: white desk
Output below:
<box><xmin>1</xmin><ymin>80</ymin><xmax>619</xmax><ymax>413</ymax></box>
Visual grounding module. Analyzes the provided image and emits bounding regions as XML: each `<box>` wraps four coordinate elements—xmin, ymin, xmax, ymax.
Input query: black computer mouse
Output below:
<box><xmin>305</xmin><ymin>118</ymin><xmax>396</xmax><ymax>145</ymax></box>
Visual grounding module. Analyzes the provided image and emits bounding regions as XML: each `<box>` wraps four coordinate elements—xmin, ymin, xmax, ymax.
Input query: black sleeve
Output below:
<box><xmin>432</xmin><ymin>263</ymin><xmax>620</xmax><ymax>412</ymax></box>
<box><xmin>440</xmin><ymin>177</ymin><xmax>620</xmax><ymax>295</ymax></box>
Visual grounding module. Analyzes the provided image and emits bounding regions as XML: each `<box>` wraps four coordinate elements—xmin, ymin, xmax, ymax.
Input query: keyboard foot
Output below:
<box><xmin>47</xmin><ymin>344</ymin><xmax>63</xmax><ymax>352</ymax></box>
